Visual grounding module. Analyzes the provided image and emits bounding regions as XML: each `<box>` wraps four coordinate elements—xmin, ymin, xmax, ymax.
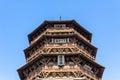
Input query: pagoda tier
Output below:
<box><xmin>24</xmin><ymin>35</ymin><xmax>97</xmax><ymax>62</ymax></box>
<box><xmin>17</xmin><ymin>20</ymin><xmax>105</xmax><ymax>80</ymax></box>
<box><xmin>18</xmin><ymin>54</ymin><xmax>104</xmax><ymax>80</ymax></box>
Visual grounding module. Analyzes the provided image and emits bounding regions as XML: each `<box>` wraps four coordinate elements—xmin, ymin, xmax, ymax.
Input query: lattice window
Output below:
<box><xmin>51</xmin><ymin>38</ymin><xmax>70</xmax><ymax>44</ymax></box>
<box><xmin>58</xmin><ymin>55</ymin><xmax>65</xmax><ymax>66</ymax></box>
<box><xmin>54</xmin><ymin>39</ymin><xmax>66</xmax><ymax>43</ymax></box>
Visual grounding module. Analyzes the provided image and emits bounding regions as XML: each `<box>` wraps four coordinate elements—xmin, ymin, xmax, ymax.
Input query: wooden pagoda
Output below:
<box><xmin>17</xmin><ymin>20</ymin><xmax>105</xmax><ymax>80</ymax></box>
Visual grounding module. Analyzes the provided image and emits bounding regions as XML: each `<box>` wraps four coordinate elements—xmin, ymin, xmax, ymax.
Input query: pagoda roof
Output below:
<box><xmin>28</xmin><ymin>20</ymin><xmax>92</xmax><ymax>43</ymax></box>
<box><xmin>17</xmin><ymin>54</ymin><xmax>104</xmax><ymax>80</ymax></box>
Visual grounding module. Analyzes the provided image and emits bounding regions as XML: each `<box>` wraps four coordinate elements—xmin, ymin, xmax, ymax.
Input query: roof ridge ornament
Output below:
<box><xmin>59</xmin><ymin>16</ymin><xmax>61</xmax><ymax>21</ymax></box>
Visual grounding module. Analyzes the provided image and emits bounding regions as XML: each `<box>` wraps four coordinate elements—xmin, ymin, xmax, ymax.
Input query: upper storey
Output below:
<box><xmin>28</xmin><ymin>20</ymin><xmax>92</xmax><ymax>45</ymax></box>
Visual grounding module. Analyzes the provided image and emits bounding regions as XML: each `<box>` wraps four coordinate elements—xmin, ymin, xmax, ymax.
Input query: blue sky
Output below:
<box><xmin>0</xmin><ymin>0</ymin><xmax>120</xmax><ymax>80</ymax></box>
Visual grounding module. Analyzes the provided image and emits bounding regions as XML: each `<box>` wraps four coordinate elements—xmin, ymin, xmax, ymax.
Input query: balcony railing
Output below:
<box><xmin>32</xmin><ymin>78</ymin><xmax>88</xmax><ymax>80</ymax></box>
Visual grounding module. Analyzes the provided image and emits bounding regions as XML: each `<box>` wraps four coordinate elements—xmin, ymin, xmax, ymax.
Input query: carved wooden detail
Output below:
<box><xmin>30</xmin><ymin>26</ymin><xmax>90</xmax><ymax>45</ymax></box>
<box><xmin>26</xmin><ymin>43</ymin><xmax>95</xmax><ymax>62</ymax></box>
<box><xmin>26</xmin><ymin>34</ymin><xmax>96</xmax><ymax>62</ymax></box>
<box><xmin>21</xmin><ymin>55</ymin><xmax>100</xmax><ymax>80</ymax></box>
